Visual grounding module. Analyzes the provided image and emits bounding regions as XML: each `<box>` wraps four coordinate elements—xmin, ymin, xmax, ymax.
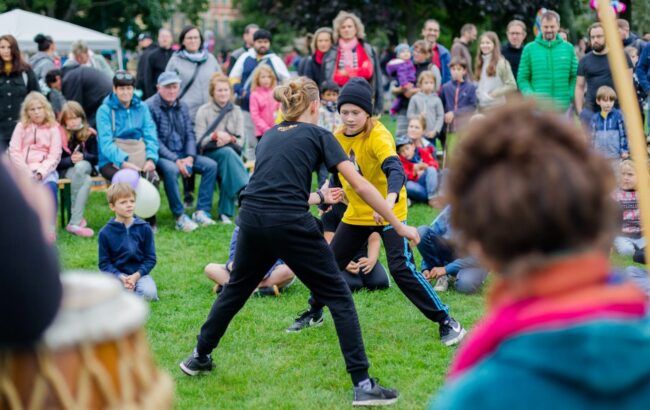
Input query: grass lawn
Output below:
<box><xmin>55</xmin><ymin>117</ymin><xmax>639</xmax><ymax>409</ymax></box>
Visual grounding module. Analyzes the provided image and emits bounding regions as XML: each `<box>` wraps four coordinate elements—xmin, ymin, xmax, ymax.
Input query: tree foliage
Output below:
<box><xmin>234</xmin><ymin>0</ymin><xmax>587</xmax><ymax>49</ymax></box>
<box><xmin>0</xmin><ymin>0</ymin><xmax>208</xmax><ymax>47</ymax></box>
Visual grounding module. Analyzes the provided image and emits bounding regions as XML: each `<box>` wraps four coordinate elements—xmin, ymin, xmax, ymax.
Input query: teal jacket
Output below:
<box><xmin>517</xmin><ymin>34</ymin><xmax>578</xmax><ymax>111</ymax></box>
<box><xmin>431</xmin><ymin>317</ymin><xmax>650</xmax><ymax>410</ymax></box>
<box><xmin>96</xmin><ymin>93</ymin><xmax>159</xmax><ymax>169</ymax></box>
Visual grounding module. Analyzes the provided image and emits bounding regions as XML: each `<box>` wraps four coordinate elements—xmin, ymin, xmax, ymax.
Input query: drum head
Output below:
<box><xmin>43</xmin><ymin>272</ymin><xmax>149</xmax><ymax>349</ymax></box>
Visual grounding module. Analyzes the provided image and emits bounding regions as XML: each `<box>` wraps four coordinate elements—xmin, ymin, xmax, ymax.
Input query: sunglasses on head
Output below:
<box><xmin>115</xmin><ymin>72</ymin><xmax>134</xmax><ymax>81</ymax></box>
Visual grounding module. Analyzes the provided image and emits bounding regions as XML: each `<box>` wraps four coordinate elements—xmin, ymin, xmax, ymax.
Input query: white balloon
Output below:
<box><xmin>135</xmin><ymin>178</ymin><xmax>160</xmax><ymax>218</ymax></box>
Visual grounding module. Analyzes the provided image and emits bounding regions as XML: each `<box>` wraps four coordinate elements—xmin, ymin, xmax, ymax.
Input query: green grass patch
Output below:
<box><xmin>56</xmin><ymin>117</ymin><xmax>640</xmax><ymax>408</ymax></box>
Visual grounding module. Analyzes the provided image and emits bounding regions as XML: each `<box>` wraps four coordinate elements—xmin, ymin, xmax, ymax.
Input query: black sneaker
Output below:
<box><xmin>439</xmin><ymin>317</ymin><xmax>467</xmax><ymax>346</ymax></box>
<box><xmin>286</xmin><ymin>309</ymin><xmax>324</xmax><ymax>333</ymax></box>
<box><xmin>179</xmin><ymin>350</ymin><xmax>214</xmax><ymax>376</ymax></box>
<box><xmin>352</xmin><ymin>378</ymin><xmax>399</xmax><ymax>406</ymax></box>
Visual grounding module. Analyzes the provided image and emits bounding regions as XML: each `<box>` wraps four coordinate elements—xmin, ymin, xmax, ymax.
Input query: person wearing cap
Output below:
<box><xmin>395</xmin><ymin>134</ymin><xmax>440</xmax><ymax>206</ymax></box>
<box><xmin>135</xmin><ymin>32</ymin><xmax>156</xmax><ymax>97</ymax></box>
<box><xmin>96</xmin><ymin>70</ymin><xmax>160</xmax><ymax>227</ymax></box>
<box><xmin>165</xmin><ymin>25</ymin><xmax>221</xmax><ymax>122</ymax></box>
<box><xmin>229</xmin><ymin>28</ymin><xmax>290</xmax><ymax>160</ymax></box>
<box><xmin>288</xmin><ymin>77</ymin><xmax>467</xmax><ymax>348</ymax></box>
<box><xmin>386</xmin><ymin>43</ymin><xmax>417</xmax><ymax>116</ymax></box>
<box><xmin>145</xmin><ymin>71</ymin><xmax>218</xmax><ymax>231</ymax></box>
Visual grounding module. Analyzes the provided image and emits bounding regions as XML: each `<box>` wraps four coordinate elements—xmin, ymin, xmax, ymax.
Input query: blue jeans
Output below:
<box><xmin>416</xmin><ymin>225</ymin><xmax>487</xmax><ymax>295</ymax></box>
<box><xmin>135</xmin><ymin>275</ymin><xmax>159</xmax><ymax>301</ymax></box>
<box><xmin>406</xmin><ymin>167</ymin><xmax>439</xmax><ymax>202</ymax></box>
<box><xmin>157</xmin><ymin>156</ymin><xmax>218</xmax><ymax>217</ymax></box>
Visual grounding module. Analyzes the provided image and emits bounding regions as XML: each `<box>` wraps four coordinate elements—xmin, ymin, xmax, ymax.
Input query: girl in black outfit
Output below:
<box><xmin>0</xmin><ymin>34</ymin><xmax>40</xmax><ymax>149</ymax></box>
<box><xmin>180</xmin><ymin>77</ymin><xmax>420</xmax><ymax>406</ymax></box>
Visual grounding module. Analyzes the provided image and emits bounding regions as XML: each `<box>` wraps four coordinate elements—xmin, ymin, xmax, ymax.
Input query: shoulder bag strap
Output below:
<box><xmin>197</xmin><ymin>103</ymin><xmax>234</xmax><ymax>150</ymax></box>
<box><xmin>178</xmin><ymin>62</ymin><xmax>202</xmax><ymax>100</ymax></box>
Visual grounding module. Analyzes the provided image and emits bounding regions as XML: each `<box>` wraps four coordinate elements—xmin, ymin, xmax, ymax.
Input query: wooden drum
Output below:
<box><xmin>0</xmin><ymin>272</ymin><xmax>173</xmax><ymax>409</ymax></box>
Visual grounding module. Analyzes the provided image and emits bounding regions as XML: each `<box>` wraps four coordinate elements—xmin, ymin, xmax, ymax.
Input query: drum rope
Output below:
<box><xmin>0</xmin><ymin>352</ymin><xmax>25</xmax><ymax>410</ymax></box>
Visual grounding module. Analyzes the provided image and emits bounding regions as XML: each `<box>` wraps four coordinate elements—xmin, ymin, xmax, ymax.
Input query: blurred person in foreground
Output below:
<box><xmin>430</xmin><ymin>101</ymin><xmax>650</xmax><ymax>410</ymax></box>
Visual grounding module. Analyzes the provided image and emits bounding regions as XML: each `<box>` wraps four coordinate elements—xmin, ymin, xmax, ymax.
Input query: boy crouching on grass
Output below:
<box><xmin>98</xmin><ymin>183</ymin><xmax>158</xmax><ymax>300</ymax></box>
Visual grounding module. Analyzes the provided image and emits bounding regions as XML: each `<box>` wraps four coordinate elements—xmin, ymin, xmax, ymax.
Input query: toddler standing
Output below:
<box><xmin>249</xmin><ymin>65</ymin><xmax>279</xmax><ymax>139</ymax></box>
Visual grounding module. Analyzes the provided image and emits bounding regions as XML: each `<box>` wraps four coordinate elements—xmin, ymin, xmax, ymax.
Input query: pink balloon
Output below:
<box><xmin>112</xmin><ymin>169</ymin><xmax>140</xmax><ymax>189</ymax></box>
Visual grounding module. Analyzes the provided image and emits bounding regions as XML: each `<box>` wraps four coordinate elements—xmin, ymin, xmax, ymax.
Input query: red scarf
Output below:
<box><xmin>314</xmin><ymin>50</ymin><xmax>325</xmax><ymax>65</ymax></box>
<box><xmin>332</xmin><ymin>41</ymin><xmax>373</xmax><ymax>87</ymax></box>
<box><xmin>449</xmin><ymin>253</ymin><xmax>647</xmax><ymax>379</ymax></box>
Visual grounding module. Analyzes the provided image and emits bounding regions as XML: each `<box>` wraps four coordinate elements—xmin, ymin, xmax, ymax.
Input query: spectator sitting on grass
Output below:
<box><xmin>98</xmin><ymin>183</ymin><xmax>158</xmax><ymax>300</ymax></box>
<box><xmin>204</xmin><ymin>225</ymin><xmax>296</xmax><ymax>297</ymax></box>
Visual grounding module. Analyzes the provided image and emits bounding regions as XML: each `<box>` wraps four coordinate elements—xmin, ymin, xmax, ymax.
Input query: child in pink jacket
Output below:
<box><xmin>9</xmin><ymin>92</ymin><xmax>62</xmax><ymax>213</ymax></box>
<box><xmin>249</xmin><ymin>65</ymin><xmax>279</xmax><ymax>139</ymax></box>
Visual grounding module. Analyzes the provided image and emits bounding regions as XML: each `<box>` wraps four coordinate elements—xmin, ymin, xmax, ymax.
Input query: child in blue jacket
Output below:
<box><xmin>98</xmin><ymin>183</ymin><xmax>158</xmax><ymax>300</ymax></box>
<box><xmin>590</xmin><ymin>86</ymin><xmax>628</xmax><ymax>160</ymax></box>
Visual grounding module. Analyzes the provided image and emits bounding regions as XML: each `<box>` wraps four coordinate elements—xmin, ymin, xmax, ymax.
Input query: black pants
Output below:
<box><xmin>310</xmin><ymin>222</ymin><xmax>449</xmax><ymax>323</ymax></box>
<box><xmin>195</xmin><ymin>212</ymin><xmax>370</xmax><ymax>380</ymax></box>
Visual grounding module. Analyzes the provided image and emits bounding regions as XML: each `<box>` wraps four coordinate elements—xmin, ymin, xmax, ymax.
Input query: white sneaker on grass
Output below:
<box><xmin>192</xmin><ymin>210</ymin><xmax>216</xmax><ymax>227</ymax></box>
<box><xmin>218</xmin><ymin>214</ymin><xmax>233</xmax><ymax>225</ymax></box>
<box><xmin>176</xmin><ymin>214</ymin><xmax>198</xmax><ymax>232</ymax></box>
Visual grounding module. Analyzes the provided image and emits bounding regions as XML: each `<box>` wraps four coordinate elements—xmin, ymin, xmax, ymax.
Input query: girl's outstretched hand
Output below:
<box><xmin>396</xmin><ymin>223</ymin><xmax>420</xmax><ymax>246</ymax></box>
<box><xmin>322</xmin><ymin>187</ymin><xmax>344</xmax><ymax>204</ymax></box>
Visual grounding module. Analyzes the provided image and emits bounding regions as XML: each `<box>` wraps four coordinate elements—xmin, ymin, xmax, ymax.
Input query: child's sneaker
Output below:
<box><xmin>66</xmin><ymin>224</ymin><xmax>94</xmax><ymax>238</ymax></box>
<box><xmin>192</xmin><ymin>210</ymin><xmax>216</xmax><ymax>227</ymax></box>
<box><xmin>439</xmin><ymin>317</ymin><xmax>467</xmax><ymax>346</ymax></box>
<box><xmin>80</xmin><ymin>218</ymin><xmax>88</xmax><ymax>228</ymax></box>
<box><xmin>179</xmin><ymin>349</ymin><xmax>213</xmax><ymax>376</ymax></box>
<box><xmin>352</xmin><ymin>378</ymin><xmax>399</xmax><ymax>406</ymax></box>
<box><xmin>176</xmin><ymin>214</ymin><xmax>198</xmax><ymax>232</ymax></box>
<box><xmin>433</xmin><ymin>275</ymin><xmax>449</xmax><ymax>292</ymax></box>
<box><xmin>286</xmin><ymin>309</ymin><xmax>324</xmax><ymax>333</ymax></box>
<box><xmin>218</xmin><ymin>214</ymin><xmax>233</xmax><ymax>225</ymax></box>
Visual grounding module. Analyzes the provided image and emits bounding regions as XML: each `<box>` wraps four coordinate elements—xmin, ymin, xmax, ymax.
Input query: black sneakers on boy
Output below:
<box><xmin>439</xmin><ymin>317</ymin><xmax>467</xmax><ymax>346</ymax></box>
<box><xmin>352</xmin><ymin>378</ymin><xmax>399</xmax><ymax>406</ymax></box>
<box><xmin>286</xmin><ymin>309</ymin><xmax>324</xmax><ymax>333</ymax></box>
<box><xmin>179</xmin><ymin>350</ymin><xmax>214</xmax><ymax>376</ymax></box>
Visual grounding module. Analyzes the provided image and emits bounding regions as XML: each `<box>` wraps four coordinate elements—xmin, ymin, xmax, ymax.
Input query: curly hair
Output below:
<box><xmin>446</xmin><ymin>99</ymin><xmax>617</xmax><ymax>275</ymax></box>
<box><xmin>332</xmin><ymin>11</ymin><xmax>366</xmax><ymax>41</ymax></box>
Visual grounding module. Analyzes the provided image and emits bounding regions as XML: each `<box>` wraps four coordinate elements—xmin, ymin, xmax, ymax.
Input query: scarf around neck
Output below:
<box><xmin>180</xmin><ymin>49</ymin><xmax>208</xmax><ymax>64</ymax></box>
<box><xmin>449</xmin><ymin>253</ymin><xmax>647</xmax><ymax>379</ymax></box>
<box><xmin>339</xmin><ymin>37</ymin><xmax>359</xmax><ymax>69</ymax></box>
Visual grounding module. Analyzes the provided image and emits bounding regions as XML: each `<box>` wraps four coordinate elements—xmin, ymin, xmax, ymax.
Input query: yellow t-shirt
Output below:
<box><xmin>335</xmin><ymin>121</ymin><xmax>408</xmax><ymax>226</ymax></box>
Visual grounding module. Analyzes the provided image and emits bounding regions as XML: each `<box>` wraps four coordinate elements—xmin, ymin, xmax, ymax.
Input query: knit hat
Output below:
<box><xmin>395</xmin><ymin>43</ymin><xmax>410</xmax><ymax>56</ymax></box>
<box><xmin>337</xmin><ymin>77</ymin><xmax>373</xmax><ymax>115</ymax></box>
<box><xmin>253</xmin><ymin>29</ymin><xmax>272</xmax><ymax>42</ymax></box>
<box><xmin>395</xmin><ymin>135</ymin><xmax>413</xmax><ymax>149</ymax></box>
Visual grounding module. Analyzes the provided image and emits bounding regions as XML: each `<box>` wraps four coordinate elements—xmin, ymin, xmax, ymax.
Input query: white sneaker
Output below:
<box><xmin>192</xmin><ymin>210</ymin><xmax>216</xmax><ymax>227</ymax></box>
<box><xmin>175</xmin><ymin>214</ymin><xmax>198</xmax><ymax>232</ymax></box>
<box><xmin>218</xmin><ymin>214</ymin><xmax>233</xmax><ymax>225</ymax></box>
<box><xmin>433</xmin><ymin>275</ymin><xmax>449</xmax><ymax>292</ymax></box>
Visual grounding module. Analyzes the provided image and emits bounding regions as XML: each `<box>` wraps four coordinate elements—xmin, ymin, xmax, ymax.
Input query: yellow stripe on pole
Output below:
<box><xmin>597</xmin><ymin>0</ymin><xmax>650</xmax><ymax>269</ymax></box>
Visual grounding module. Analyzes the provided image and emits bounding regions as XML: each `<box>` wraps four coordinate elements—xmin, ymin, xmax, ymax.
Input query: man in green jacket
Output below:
<box><xmin>517</xmin><ymin>10</ymin><xmax>578</xmax><ymax>111</ymax></box>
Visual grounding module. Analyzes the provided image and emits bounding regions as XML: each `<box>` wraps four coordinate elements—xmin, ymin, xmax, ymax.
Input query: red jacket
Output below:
<box><xmin>399</xmin><ymin>147</ymin><xmax>438</xmax><ymax>182</ymax></box>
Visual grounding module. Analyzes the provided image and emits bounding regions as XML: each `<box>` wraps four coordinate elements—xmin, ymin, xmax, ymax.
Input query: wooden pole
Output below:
<box><xmin>597</xmin><ymin>0</ymin><xmax>650</xmax><ymax>268</ymax></box>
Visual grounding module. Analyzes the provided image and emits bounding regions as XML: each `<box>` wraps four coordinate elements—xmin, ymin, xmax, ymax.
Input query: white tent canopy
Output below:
<box><xmin>0</xmin><ymin>9</ymin><xmax>123</xmax><ymax>67</ymax></box>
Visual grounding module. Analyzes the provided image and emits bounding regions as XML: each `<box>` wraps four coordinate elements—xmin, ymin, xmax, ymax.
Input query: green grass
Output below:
<box><xmin>56</xmin><ymin>117</ymin><xmax>639</xmax><ymax>409</ymax></box>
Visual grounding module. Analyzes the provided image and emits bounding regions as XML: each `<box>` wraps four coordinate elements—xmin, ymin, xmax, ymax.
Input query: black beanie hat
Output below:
<box><xmin>253</xmin><ymin>29</ymin><xmax>272</xmax><ymax>42</ymax></box>
<box><xmin>337</xmin><ymin>77</ymin><xmax>373</xmax><ymax>115</ymax></box>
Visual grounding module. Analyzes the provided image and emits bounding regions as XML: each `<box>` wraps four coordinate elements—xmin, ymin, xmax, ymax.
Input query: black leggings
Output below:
<box><xmin>195</xmin><ymin>212</ymin><xmax>370</xmax><ymax>382</ymax></box>
<box><xmin>310</xmin><ymin>222</ymin><xmax>449</xmax><ymax>323</ymax></box>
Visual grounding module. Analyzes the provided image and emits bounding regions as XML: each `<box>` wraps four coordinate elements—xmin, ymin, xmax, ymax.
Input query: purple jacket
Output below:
<box><xmin>386</xmin><ymin>59</ymin><xmax>416</xmax><ymax>86</ymax></box>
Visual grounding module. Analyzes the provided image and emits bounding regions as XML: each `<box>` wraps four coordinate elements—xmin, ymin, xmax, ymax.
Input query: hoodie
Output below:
<box><xmin>28</xmin><ymin>51</ymin><xmax>56</xmax><ymax>81</ymax></box>
<box><xmin>98</xmin><ymin>217</ymin><xmax>156</xmax><ymax>277</ymax></box>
